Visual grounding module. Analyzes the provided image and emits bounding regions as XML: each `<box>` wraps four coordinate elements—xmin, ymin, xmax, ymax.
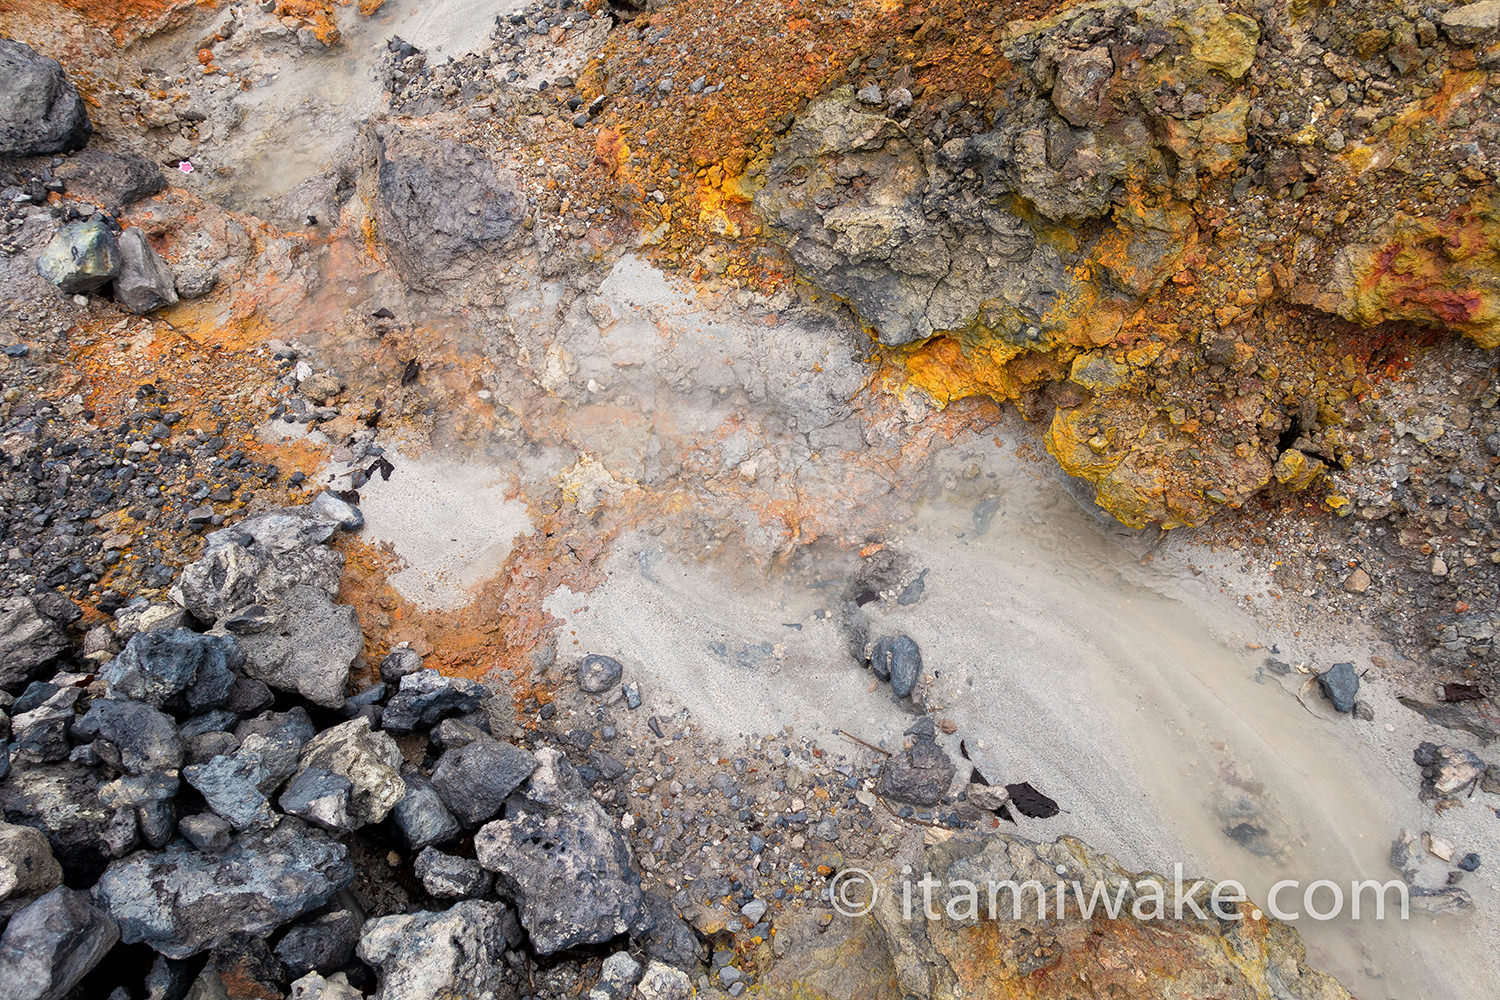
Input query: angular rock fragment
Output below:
<box><xmin>74</xmin><ymin>699</ymin><xmax>182</xmax><ymax>775</ymax></box>
<box><xmin>275</xmin><ymin>907</ymin><xmax>363</xmax><ymax>977</ymax></box>
<box><xmin>389</xmin><ymin>767</ymin><xmax>461</xmax><ymax>850</ymax></box>
<box><xmin>357</xmin><ymin>901</ymin><xmax>510</xmax><ymax>1000</ymax></box>
<box><xmin>0</xmin><ymin>762</ymin><xmax>114</xmax><ymax>871</ymax></box>
<box><xmin>54</xmin><ymin>149</ymin><xmax>165</xmax><ymax>206</ymax></box>
<box><xmin>414</xmin><ymin>847</ymin><xmax>491</xmax><ymax>899</ymax></box>
<box><xmin>0</xmin><ymin>821</ymin><xmax>62</xmax><ymax>903</ymax></box>
<box><xmin>876</xmin><ymin>734</ymin><xmax>955</xmax><ymax>806</ymax></box>
<box><xmin>577</xmin><ymin>653</ymin><xmax>623</xmax><ymax>693</ymax></box>
<box><xmin>0</xmin><ymin>887</ymin><xmax>118</xmax><ymax>1000</ymax></box>
<box><xmin>290</xmin><ymin>717</ymin><xmax>405</xmax><ymax>827</ymax></box>
<box><xmin>101</xmin><ymin>629</ymin><xmax>240</xmax><ymax>713</ymax></box>
<box><xmin>115</xmin><ymin>229</ymin><xmax>179</xmax><ymax>314</ymax></box>
<box><xmin>381</xmin><ymin>670</ymin><xmax>488</xmax><ymax>733</ymax></box>
<box><xmin>0</xmin><ymin>597</ymin><xmax>70</xmax><ymax>691</ymax></box>
<box><xmin>430</xmin><ymin>736</ymin><xmax>535</xmax><ymax>827</ymax></box>
<box><xmin>94</xmin><ymin>819</ymin><xmax>353</xmax><ymax>959</ymax></box>
<box><xmin>475</xmin><ymin>748</ymin><xmax>645</xmax><ymax>953</ymax></box>
<box><xmin>36</xmin><ymin>220</ymin><xmax>119</xmax><ymax>294</ymax></box>
<box><xmin>1315</xmin><ymin>662</ymin><xmax>1359</xmax><ymax>713</ymax></box>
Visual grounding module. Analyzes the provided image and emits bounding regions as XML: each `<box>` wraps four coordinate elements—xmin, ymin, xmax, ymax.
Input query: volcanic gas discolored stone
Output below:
<box><xmin>93</xmin><ymin>819</ymin><xmax>353</xmax><ymax>959</ymax></box>
<box><xmin>356</xmin><ymin>901</ymin><xmax>510</xmax><ymax>1000</ymax></box>
<box><xmin>235</xmin><ymin>587</ymin><xmax>362</xmax><ymax>708</ymax></box>
<box><xmin>0</xmin><ymin>40</ymin><xmax>91</xmax><ymax>156</ymax></box>
<box><xmin>414</xmin><ymin>847</ymin><xmax>491</xmax><ymax>899</ymax></box>
<box><xmin>36</xmin><ymin>220</ymin><xmax>119</xmax><ymax>294</ymax></box>
<box><xmin>288</xmin><ymin>717</ymin><xmax>406</xmax><ymax>828</ymax></box>
<box><xmin>474</xmin><ymin>748</ymin><xmax>645</xmax><ymax>953</ymax></box>
<box><xmin>0</xmin><ymin>762</ymin><xmax>114</xmax><ymax>872</ymax></box>
<box><xmin>0</xmin><ymin>887</ymin><xmax>118</xmax><ymax>1000</ymax></box>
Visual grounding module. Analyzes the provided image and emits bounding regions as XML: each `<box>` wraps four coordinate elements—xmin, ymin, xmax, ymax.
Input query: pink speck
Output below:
<box><xmin>178</xmin><ymin>161</ymin><xmax>194</xmax><ymax>174</ymax></box>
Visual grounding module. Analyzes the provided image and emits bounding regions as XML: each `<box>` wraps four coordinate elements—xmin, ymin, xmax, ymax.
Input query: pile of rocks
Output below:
<box><xmin>0</xmin><ymin>495</ymin><xmax>708</xmax><ymax>1000</ymax></box>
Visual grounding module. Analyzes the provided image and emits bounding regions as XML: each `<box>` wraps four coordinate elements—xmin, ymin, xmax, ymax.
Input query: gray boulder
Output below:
<box><xmin>36</xmin><ymin>220</ymin><xmax>119</xmax><ymax>295</ymax></box>
<box><xmin>430</xmin><ymin>736</ymin><xmax>536</xmax><ymax>827</ymax></box>
<box><xmin>275</xmin><ymin>907</ymin><xmax>363</xmax><ymax>977</ymax></box>
<box><xmin>101</xmin><ymin>629</ymin><xmax>241</xmax><ymax>713</ymax></box>
<box><xmin>0</xmin><ymin>40</ymin><xmax>91</xmax><ymax>156</ymax></box>
<box><xmin>589</xmin><ymin>952</ymin><xmax>643</xmax><ymax>1000</ymax></box>
<box><xmin>633</xmin><ymin>962</ymin><xmax>692</xmax><ymax>1000</ymax></box>
<box><xmin>0</xmin><ymin>597</ymin><xmax>70</xmax><ymax>691</ymax></box>
<box><xmin>389</xmin><ymin>767</ymin><xmax>460</xmax><ymax>850</ymax></box>
<box><xmin>291</xmin><ymin>717</ymin><xmax>405</xmax><ymax>827</ymax></box>
<box><xmin>115</xmin><ymin>228</ymin><xmax>179</xmax><ymax>315</ymax></box>
<box><xmin>875</xmin><ymin>734</ymin><xmax>955</xmax><ymax>806</ymax></box>
<box><xmin>94</xmin><ymin>818</ymin><xmax>353</xmax><ymax>959</ymax></box>
<box><xmin>0</xmin><ymin>888</ymin><xmax>118</xmax><ymax>1000</ymax></box>
<box><xmin>235</xmin><ymin>586</ymin><xmax>361</xmax><ymax>708</ymax></box>
<box><xmin>0</xmin><ymin>821</ymin><xmax>62</xmax><ymax>903</ymax></box>
<box><xmin>414</xmin><ymin>847</ymin><xmax>491</xmax><ymax>899</ymax></box>
<box><xmin>74</xmin><ymin>699</ymin><xmax>182</xmax><ymax>775</ymax></box>
<box><xmin>54</xmin><ymin>149</ymin><xmax>165</xmax><ymax>206</ymax></box>
<box><xmin>375</xmin><ymin>124</ymin><xmax>526</xmax><ymax>291</ymax></box>
<box><xmin>475</xmin><ymin>748</ymin><xmax>645</xmax><ymax>953</ymax></box>
<box><xmin>357</xmin><ymin>901</ymin><xmax>510</xmax><ymax>1000</ymax></box>
<box><xmin>381</xmin><ymin>670</ymin><xmax>487</xmax><ymax>734</ymax></box>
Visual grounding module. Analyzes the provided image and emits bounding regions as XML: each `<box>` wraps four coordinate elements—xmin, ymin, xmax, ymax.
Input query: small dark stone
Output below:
<box><xmin>1316</xmin><ymin>661</ymin><xmax>1359</xmax><ymax>713</ymax></box>
<box><xmin>577</xmin><ymin>654</ymin><xmax>624</xmax><ymax>693</ymax></box>
<box><xmin>1458</xmin><ymin>853</ymin><xmax>1482</xmax><ymax>872</ymax></box>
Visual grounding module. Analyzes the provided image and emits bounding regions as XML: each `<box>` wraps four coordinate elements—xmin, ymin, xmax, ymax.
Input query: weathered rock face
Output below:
<box><xmin>766</xmin><ymin>832</ymin><xmax>1352</xmax><ymax>1000</ymax></box>
<box><xmin>374</xmin><ymin>122</ymin><xmax>527</xmax><ymax>291</ymax></box>
<box><xmin>475</xmin><ymin>748</ymin><xmax>646</xmax><ymax>954</ymax></box>
<box><xmin>357</xmin><ymin>901</ymin><xmax>511</xmax><ymax>1000</ymax></box>
<box><xmin>0</xmin><ymin>39</ymin><xmax>92</xmax><ymax>157</ymax></box>
<box><xmin>756</xmin><ymin>0</ymin><xmax>1255</xmax><ymax>351</ymax></box>
<box><xmin>93</xmin><ymin>818</ymin><xmax>354</xmax><ymax>959</ymax></box>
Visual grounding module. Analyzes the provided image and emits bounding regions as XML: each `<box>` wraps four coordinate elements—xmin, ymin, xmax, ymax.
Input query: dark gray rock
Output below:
<box><xmin>875</xmin><ymin>735</ymin><xmax>955</xmax><ymax>806</ymax></box>
<box><xmin>1050</xmin><ymin>45</ymin><xmax>1114</xmax><ymax>126</ymax></box>
<box><xmin>102</xmin><ymin>629</ymin><xmax>241</xmax><ymax>713</ymax></box>
<box><xmin>177</xmin><ymin>813</ymin><xmax>232</xmax><ymax>853</ymax></box>
<box><xmin>136</xmin><ymin>799</ymin><xmax>175</xmax><ymax>849</ymax></box>
<box><xmin>54</xmin><ymin>149</ymin><xmax>165</xmax><ymax>206</ymax></box>
<box><xmin>0</xmin><ymin>762</ymin><xmax>113</xmax><ymax>871</ymax></box>
<box><xmin>1416</xmin><ymin>743</ymin><xmax>1485</xmax><ymax>797</ymax></box>
<box><xmin>375</xmin><ymin>123</ymin><xmax>526</xmax><ymax>291</ymax></box>
<box><xmin>93</xmin><ymin>818</ymin><xmax>354</xmax><ymax>959</ymax></box>
<box><xmin>182</xmin><ymin>750</ymin><xmax>277</xmax><ymax>831</ymax></box>
<box><xmin>0</xmin><ymin>40</ymin><xmax>91</xmax><ymax>156</ymax></box>
<box><xmin>0</xmin><ymin>888</ymin><xmax>118</xmax><ymax>1000</ymax></box>
<box><xmin>379</xmin><ymin>647</ymin><xmax>423</xmax><ymax>685</ymax></box>
<box><xmin>36</xmin><ymin>220</ymin><xmax>119</xmax><ymax>295</ymax></box>
<box><xmin>235</xmin><ymin>587</ymin><xmax>361</xmax><ymax>708</ymax></box>
<box><xmin>0</xmin><ymin>597</ymin><xmax>70</xmax><ymax>692</ymax></box>
<box><xmin>307</xmin><ymin>492</ymin><xmax>362</xmax><ymax>531</ymax></box>
<box><xmin>98</xmin><ymin>772</ymin><xmax>178</xmax><ymax>810</ymax></box>
<box><xmin>115</xmin><ymin>228</ymin><xmax>179</xmax><ymax>315</ymax></box>
<box><xmin>382</xmin><ymin>670</ymin><xmax>487</xmax><ymax>734</ymax></box>
<box><xmin>223</xmin><ymin>676</ymin><xmax>274</xmax><ymax>716</ymax></box>
<box><xmin>414</xmin><ymin>847</ymin><xmax>491</xmax><ymax>899</ymax></box>
<box><xmin>1316</xmin><ymin>662</ymin><xmax>1359</xmax><ymax>713</ymax></box>
<box><xmin>8</xmin><ymin>688</ymin><xmax>77</xmax><ymax>766</ymax></box>
<box><xmin>74</xmin><ymin>699</ymin><xmax>182</xmax><ymax>775</ymax></box>
<box><xmin>475</xmin><ymin>748</ymin><xmax>646</xmax><ymax>954</ymax></box>
<box><xmin>356</xmin><ymin>901</ymin><xmax>510</xmax><ymax>1000</ymax></box>
<box><xmin>278</xmin><ymin>769</ymin><xmax>353</xmax><ymax>832</ymax></box>
<box><xmin>173</xmin><ymin>265</ymin><xmax>217</xmax><ymax>300</ymax></box>
<box><xmin>430</xmin><ymin>737</ymin><xmax>536</xmax><ymax>827</ymax></box>
<box><xmin>389</xmin><ymin>767</ymin><xmax>460</xmax><ymax>850</ymax></box>
<box><xmin>0</xmin><ymin>821</ymin><xmax>62</xmax><ymax>903</ymax></box>
<box><xmin>577</xmin><ymin>654</ymin><xmax>624</xmax><ymax>693</ymax></box>
<box><xmin>275</xmin><ymin>907</ymin><xmax>362</xmax><ymax>977</ymax></box>
<box><xmin>871</xmin><ymin>634</ymin><xmax>922</xmax><ymax>698</ymax></box>
<box><xmin>635</xmin><ymin>892</ymin><xmax>704</xmax><ymax>969</ymax></box>
<box><xmin>100</xmin><ymin>807</ymin><xmax>139</xmax><ymax>859</ymax></box>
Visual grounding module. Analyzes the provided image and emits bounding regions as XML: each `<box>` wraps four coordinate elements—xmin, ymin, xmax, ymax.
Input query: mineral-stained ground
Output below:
<box><xmin>1</xmin><ymin>0</ymin><xmax>1498</xmax><ymax>997</ymax></box>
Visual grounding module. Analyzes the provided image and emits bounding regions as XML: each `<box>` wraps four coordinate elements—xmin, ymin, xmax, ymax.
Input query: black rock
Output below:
<box><xmin>1316</xmin><ymin>661</ymin><xmax>1359</xmax><ymax>713</ymax></box>
<box><xmin>389</xmin><ymin>767</ymin><xmax>461</xmax><ymax>851</ymax></box>
<box><xmin>54</xmin><ymin>148</ymin><xmax>165</xmax><ymax>206</ymax></box>
<box><xmin>382</xmin><ymin>670</ymin><xmax>487</xmax><ymax>734</ymax></box>
<box><xmin>0</xmin><ymin>596</ymin><xmax>70</xmax><ymax>692</ymax></box>
<box><xmin>1458</xmin><ymin>852</ymin><xmax>1482</xmax><ymax>872</ymax></box>
<box><xmin>875</xmin><ymin>735</ymin><xmax>954</xmax><ymax>806</ymax></box>
<box><xmin>0</xmin><ymin>40</ymin><xmax>92</xmax><ymax>156</ymax></box>
<box><xmin>0</xmin><ymin>761</ymin><xmax>114</xmax><ymax>873</ymax></box>
<box><xmin>871</xmin><ymin>634</ymin><xmax>922</xmax><ymax>698</ymax></box>
<box><xmin>379</xmin><ymin>647</ymin><xmax>423</xmax><ymax>685</ymax></box>
<box><xmin>74</xmin><ymin>699</ymin><xmax>183</xmax><ymax>775</ymax></box>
